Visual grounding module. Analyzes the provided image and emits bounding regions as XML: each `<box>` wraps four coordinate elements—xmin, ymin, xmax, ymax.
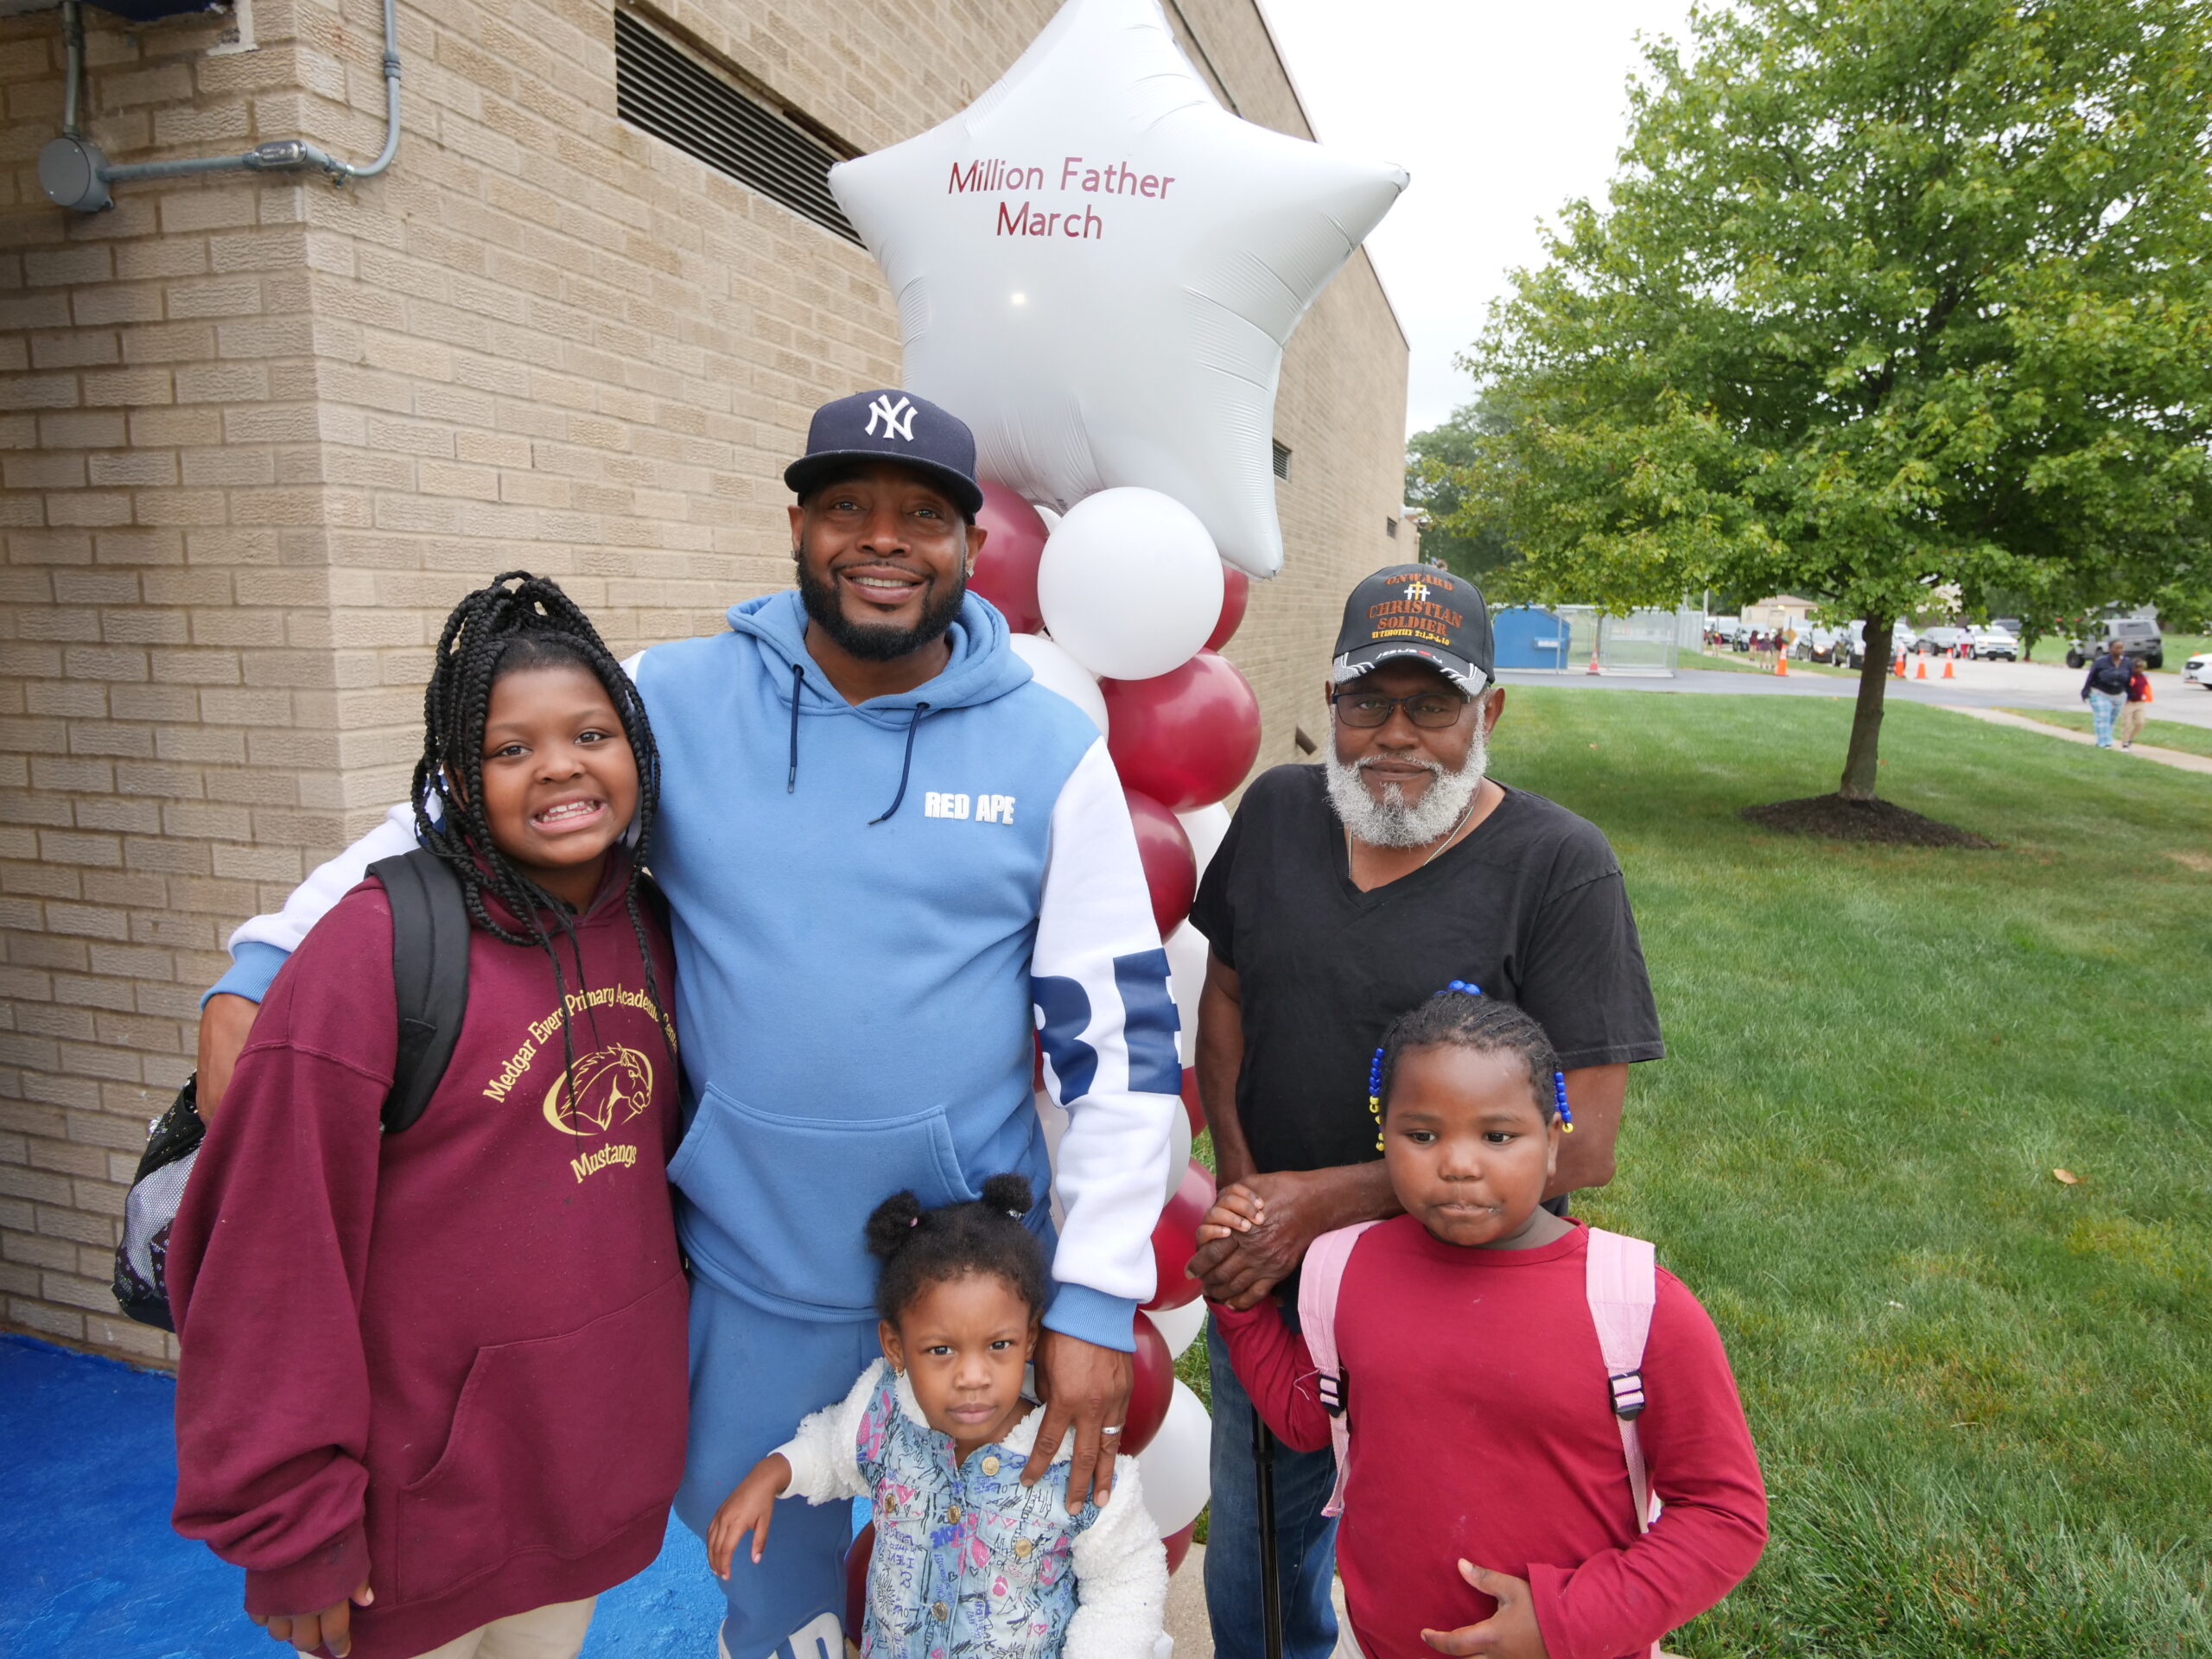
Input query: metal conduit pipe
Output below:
<box><xmin>40</xmin><ymin>0</ymin><xmax>401</xmax><ymax>213</ymax></box>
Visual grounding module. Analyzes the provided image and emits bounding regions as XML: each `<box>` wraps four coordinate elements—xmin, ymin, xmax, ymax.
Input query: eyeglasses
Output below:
<box><xmin>1330</xmin><ymin>690</ymin><xmax>1470</xmax><ymax>729</ymax></box>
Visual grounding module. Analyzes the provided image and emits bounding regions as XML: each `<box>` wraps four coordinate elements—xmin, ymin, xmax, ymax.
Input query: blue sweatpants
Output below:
<box><xmin>674</xmin><ymin>1277</ymin><xmax>880</xmax><ymax>1659</ymax></box>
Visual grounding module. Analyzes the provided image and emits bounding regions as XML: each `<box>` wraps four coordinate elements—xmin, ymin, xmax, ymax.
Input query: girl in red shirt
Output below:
<box><xmin>1205</xmin><ymin>991</ymin><xmax>1766</xmax><ymax>1659</ymax></box>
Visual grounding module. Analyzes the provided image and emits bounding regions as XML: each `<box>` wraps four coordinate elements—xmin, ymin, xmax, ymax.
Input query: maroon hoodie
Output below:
<box><xmin>169</xmin><ymin>858</ymin><xmax>687</xmax><ymax>1659</ymax></box>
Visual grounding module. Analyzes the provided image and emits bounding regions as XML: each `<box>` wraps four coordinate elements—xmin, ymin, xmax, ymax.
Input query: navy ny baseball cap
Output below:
<box><xmin>784</xmin><ymin>389</ymin><xmax>985</xmax><ymax>518</ymax></box>
<box><xmin>1331</xmin><ymin>564</ymin><xmax>1495</xmax><ymax>696</ymax></box>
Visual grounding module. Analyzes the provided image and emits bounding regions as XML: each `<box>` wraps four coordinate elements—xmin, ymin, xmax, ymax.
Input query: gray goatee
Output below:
<box><xmin>1323</xmin><ymin>722</ymin><xmax>1489</xmax><ymax>850</ymax></box>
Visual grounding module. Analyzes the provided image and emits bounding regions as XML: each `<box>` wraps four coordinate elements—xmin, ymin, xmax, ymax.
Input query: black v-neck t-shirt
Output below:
<box><xmin>1188</xmin><ymin>764</ymin><xmax>1664</xmax><ymax>1175</ymax></box>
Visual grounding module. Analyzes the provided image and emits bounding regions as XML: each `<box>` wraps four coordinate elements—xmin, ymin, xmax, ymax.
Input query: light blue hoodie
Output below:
<box><xmin>210</xmin><ymin>590</ymin><xmax>1179</xmax><ymax>1351</ymax></box>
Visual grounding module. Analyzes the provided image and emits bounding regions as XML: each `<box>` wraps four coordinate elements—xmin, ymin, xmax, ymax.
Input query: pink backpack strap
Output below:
<box><xmin>1294</xmin><ymin>1220</ymin><xmax>1380</xmax><ymax>1519</ymax></box>
<box><xmin>1584</xmin><ymin>1228</ymin><xmax>1659</xmax><ymax>1534</ymax></box>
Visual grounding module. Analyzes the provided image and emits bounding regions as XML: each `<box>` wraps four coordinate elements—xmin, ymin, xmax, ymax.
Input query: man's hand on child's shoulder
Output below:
<box><xmin>1421</xmin><ymin>1561</ymin><xmax>1552</xmax><ymax>1659</ymax></box>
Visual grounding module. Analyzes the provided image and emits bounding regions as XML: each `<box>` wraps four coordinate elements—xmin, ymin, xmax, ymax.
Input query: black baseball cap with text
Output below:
<box><xmin>1331</xmin><ymin>564</ymin><xmax>1494</xmax><ymax>696</ymax></box>
<box><xmin>783</xmin><ymin>389</ymin><xmax>985</xmax><ymax>518</ymax></box>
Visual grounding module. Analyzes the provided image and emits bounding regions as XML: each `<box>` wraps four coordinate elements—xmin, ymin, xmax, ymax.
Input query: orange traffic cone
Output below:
<box><xmin>1915</xmin><ymin>658</ymin><xmax>1928</xmax><ymax>679</ymax></box>
<box><xmin>1776</xmin><ymin>651</ymin><xmax>1789</xmax><ymax>677</ymax></box>
<box><xmin>1942</xmin><ymin>657</ymin><xmax>1955</xmax><ymax>679</ymax></box>
<box><xmin>1586</xmin><ymin>649</ymin><xmax>1601</xmax><ymax>676</ymax></box>
<box><xmin>1893</xmin><ymin>653</ymin><xmax>1906</xmax><ymax>677</ymax></box>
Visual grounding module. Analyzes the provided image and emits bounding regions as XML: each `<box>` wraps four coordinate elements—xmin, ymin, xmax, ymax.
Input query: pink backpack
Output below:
<box><xmin>1297</xmin><ymin>1222</ymin><xmax>1663</xmax><ymax>1644</ymax></box>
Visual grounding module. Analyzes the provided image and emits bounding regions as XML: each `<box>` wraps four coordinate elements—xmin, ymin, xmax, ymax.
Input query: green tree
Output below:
<box><xmin>1406</xmin><ymin>395</ymin><xmax>1520</xmax><ymax>585</ymax></box>
<box><xmin>1454</xmin><ymin>0</ymin><xmax>2212</xmax><ymax>801</ymax></box>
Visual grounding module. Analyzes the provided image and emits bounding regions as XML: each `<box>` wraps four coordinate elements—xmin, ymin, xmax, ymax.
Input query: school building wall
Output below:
<box><xmin>0</xmin><ymin>0</ymin><xmax>1411</xmax><ymax>1365</ymax></box>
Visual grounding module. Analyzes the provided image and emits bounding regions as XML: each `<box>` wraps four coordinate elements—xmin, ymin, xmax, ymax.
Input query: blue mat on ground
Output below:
<box><xmin>0</xmin><ymin>1334</ymin><xmax>726</xmax><ymax>1656</ymax></box>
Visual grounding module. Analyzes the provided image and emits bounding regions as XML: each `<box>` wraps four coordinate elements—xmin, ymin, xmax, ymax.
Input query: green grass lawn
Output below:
<box><xmin>1997</xmin><ymin>706</ymin><xmax>2212</xmax><ymax>760</ymax></box>
<box><xmin>1183</xmin><ymin>690</ymin><xmax>2210</xmax><ymax>1655</ymax></box>
<box><xmin>1691</xmin><ymin>647</ymin><xmax>1857</xmax><ymax>678</ymax></box>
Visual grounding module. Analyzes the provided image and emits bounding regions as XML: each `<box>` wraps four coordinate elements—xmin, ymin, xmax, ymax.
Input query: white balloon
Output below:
<box><xmin>827</xmin><ymin>0</ymin><xmax>1406</xmax><ymax>577</ymax></box>
<box><xmin>1009</xmin><ymin>632</ymin><xmax>1108</xmax><ymax>736</ymax></box>
<box><xmin>1136</xmin><ymin>1379</ymin><xmax>1211</xmax><ymax>1535</ymax></box>
<box><xmin>1033</xmin><ymin>1087</ymin><xmax>1070</xmax><ymax>1231</ymax></box>
<box><xmin>1034</xmin><ymin>504</ymin><xmax>1062</xmax><ymax>531</ymax></box>
<box><xmin>1144</xmin><ymin>1298</ymin><xmax>1206</xmax><ymax>1360</ymax></box>
<box><xmin>1163</xmin><ymin>1091</ymin><xmax>1192</xmax><ymax>1209</ymax></box>
<box><xmin>1176</xmin><ymin>802</ymin><xmax>1231</xmax><ymax>882</ymax></box>
<box><xmin>1164</xmin><ymin>921</ymin><xmax>1207</xmax><ymax>1068</ymax></box>
<box><xmin>1037</xmin><ymin>488</ymin><xmax>1223</xmax><ymax>679</ymax></box>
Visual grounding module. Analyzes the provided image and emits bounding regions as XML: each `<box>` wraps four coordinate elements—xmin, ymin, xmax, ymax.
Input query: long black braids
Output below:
<box><xmin>411</xmin><ymin>572</ymin><xmax>678</xmax><ymax>1102</ymax></box>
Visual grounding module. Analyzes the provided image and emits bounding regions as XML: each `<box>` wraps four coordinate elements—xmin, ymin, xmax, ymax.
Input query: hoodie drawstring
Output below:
<box><xmin>786</xmin><ymin>663</ymin><xmax>804</xmax><ymax>794</ymax></box>
<box><xmin>870</xmin><ymin>702</ymin><xmax>931</xmax><ymax>824</ymax></box>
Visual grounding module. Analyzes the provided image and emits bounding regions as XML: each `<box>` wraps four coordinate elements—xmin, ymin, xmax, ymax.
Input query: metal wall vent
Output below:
<box><xmin>1272</xmin><ymin>441</ymin><xmax>1291</xmax><ymax>480</ymax></box>
<box><xmin>614</xmin><ymin>10</ymin><xmax>860</xmax><ymax>245</ymax></box>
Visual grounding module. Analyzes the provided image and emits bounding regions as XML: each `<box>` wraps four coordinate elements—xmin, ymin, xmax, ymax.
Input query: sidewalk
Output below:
<box><xmin>1949</xmin><ymin>707</ymin><xmax>2212</xmax><ymax>775</ymax></box>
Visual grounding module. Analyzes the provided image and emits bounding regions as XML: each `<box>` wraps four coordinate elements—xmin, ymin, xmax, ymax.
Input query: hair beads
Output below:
<box><xmin>1369</xmin><ymin>981</ymin><xmax>1484</xmax><ymax>1150</ymax></box>
<box><xmin>1371</xmin><ymin>982</ymin><xmax>1567</xmax><ymax>1131</ymax></box>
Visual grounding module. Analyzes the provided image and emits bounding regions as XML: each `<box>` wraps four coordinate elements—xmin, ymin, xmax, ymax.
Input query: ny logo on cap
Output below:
<box><xmin>866</xmin><ymin>394</ymin><xmax>917</xmax><ymax>442</ymax></box>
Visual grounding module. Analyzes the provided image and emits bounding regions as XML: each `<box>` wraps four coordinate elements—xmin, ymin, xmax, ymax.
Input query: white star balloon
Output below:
<box><xmin>828</xmin><ymin>0</ymin><xmax>1408</xmax><ymax>577</ymax></box>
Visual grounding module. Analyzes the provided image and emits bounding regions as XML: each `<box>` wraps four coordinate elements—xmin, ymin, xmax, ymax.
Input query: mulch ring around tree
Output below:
<box><xmin>1739</xmin><ymin>794</ymin><xmax>1997</xmax><ymax>849</ymax></box>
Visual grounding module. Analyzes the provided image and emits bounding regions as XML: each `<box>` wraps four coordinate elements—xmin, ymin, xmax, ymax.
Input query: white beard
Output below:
<box><xmin>1324</xmin><ymin>722</ymin><xmax>1489</xmax><ymax>849</ymax></box>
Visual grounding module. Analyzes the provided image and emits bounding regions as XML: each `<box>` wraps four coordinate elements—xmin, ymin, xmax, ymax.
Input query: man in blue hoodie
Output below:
<box><xmin>195</xmin><ymin>391</ymin><xmax>1183</xmax><ymax>1659</ymax></box>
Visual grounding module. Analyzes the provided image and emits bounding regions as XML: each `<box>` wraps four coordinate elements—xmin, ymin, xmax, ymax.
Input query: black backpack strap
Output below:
<box><xmin>369</xmin><ymin>849</ymin><xmax>471</xmax><ymax>1134</ymax></box>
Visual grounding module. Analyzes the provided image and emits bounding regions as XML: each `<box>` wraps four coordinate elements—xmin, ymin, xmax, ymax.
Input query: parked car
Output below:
<box><xmin>1915</xmin><ymin>625</ymin><xmax>1974</xmax><ymax>655</ymax></box>
<box><xmin>1796</xmin><ymin>624</ymin><xmax>1847</xmax><ymax>663</ymax></box>
<box><xmin>1840</xmin><ymin>620</ymin><xmax>1918</xmax><ymax>669</ymax></box>
<box><xmin>1967</xmin><ymin>625</ymin><xmax>2018</xmax><ymax>661</ymax></box>
<box><xmin>2066</xmin><ymin>616</ymin><xmax>2164</xmax><ymax>670</ymax></box>
<box><xmin>2184</xmin><ymin>650</ymin><xmax>2209</xmax><ymax>690</ymax></box>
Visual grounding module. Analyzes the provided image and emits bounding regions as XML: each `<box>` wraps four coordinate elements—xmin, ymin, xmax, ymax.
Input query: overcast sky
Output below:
<box><xmin>1257</xmin><ymin>0</ymin><xmax>1701</xmax><ymax>439</ymax></box>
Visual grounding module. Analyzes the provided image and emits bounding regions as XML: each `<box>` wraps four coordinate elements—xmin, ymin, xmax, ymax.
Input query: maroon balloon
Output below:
<box><xmin>1206</xmin><ymin>564</ymin><xmax>1250</xmax><ymax>651</ymax></box>
<box><xmin>1122</xmin><ymin>1310</ymin><xmax>1175</xmax><ymax>1454</ymax></box>
<box><xmin>1102</xmin><ymin>652</ymin><xmax>1263</xmax><ymax>812</ymax></box>
<box><xmin>1143</xmin><ymin>1155</ymin><xmax>1216</xmax><ymax>1312</ymax></box>
<box><xmin>1123</xmin><ymin>788</ymin><xmax>1196</xmax><ymax>938</ymax></box>
<box><xmin>845</xmin><ymin>1522</ymin><xmax>874</xmax><ymax>1637</ymax></box>
<box><xmin>1161</xmin><ymin>1519</ymin><xmax>1197</xmax><ymax>1575</ymax></box>
<box><xmin>968</xmin><ymin>480</ymin><xmax>1050</xmax><ymax>633</ymax></box>
<box><xmin>1179</xmin><ymin>1064</ymin><xmax>1205</xmax><ymax>1135</ymax></box>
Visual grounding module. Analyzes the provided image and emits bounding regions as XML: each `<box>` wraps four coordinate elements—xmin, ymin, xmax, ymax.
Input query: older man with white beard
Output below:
<box><xmin>1184</xmin><ymin>565</ymin><xmax>1664</xmax><ymax>1659</ymax></box>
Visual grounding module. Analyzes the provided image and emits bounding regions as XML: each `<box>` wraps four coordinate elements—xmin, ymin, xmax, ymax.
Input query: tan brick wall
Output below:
<box><xmin>1</xmin><ymin>0</ymin><xmax>1408</xmax><ymax>1363</ymax></box>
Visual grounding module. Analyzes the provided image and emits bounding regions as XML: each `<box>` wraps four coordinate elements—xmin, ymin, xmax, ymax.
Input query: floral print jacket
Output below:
<box><xmin>773</xmin><ymin>1359</ymin><xmax>1167</xmax><ymax>1658</ymax></box>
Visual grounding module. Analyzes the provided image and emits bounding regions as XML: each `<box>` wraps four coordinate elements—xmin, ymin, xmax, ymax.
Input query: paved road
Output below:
<box><xmin>1503</xmin><ymin>654</ymin><xmax>2212</xmax><ymax>733</ymax></box>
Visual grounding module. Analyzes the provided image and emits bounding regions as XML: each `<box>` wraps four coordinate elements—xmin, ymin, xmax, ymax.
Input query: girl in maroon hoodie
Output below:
<box><xmin>169</xmin><ymin>574</ymin><xmax>688</xmax><ymax>1659</ymax></box>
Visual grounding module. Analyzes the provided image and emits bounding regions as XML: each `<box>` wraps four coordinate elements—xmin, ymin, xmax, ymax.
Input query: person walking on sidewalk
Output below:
<box><xmin>2120</xmin><ymin>659</ymin><xmax>2154</xmax><ymax>750</ymax></box>
<box><xmin>2082</xmin><ymin>638</ymin><xmax>2136</xmax><ymax>748</ymax></box>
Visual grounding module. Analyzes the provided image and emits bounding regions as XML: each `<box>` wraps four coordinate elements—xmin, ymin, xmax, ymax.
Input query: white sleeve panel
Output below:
<box><xmin>224</xmin><ymin>651</ymin><xmax>656</xmax><ymax>959</ymax></box>
<box><xmin>770</xmin><ymin>1359</ymin><xmax>880</xmax><ymax>1506</ymax></box>
<box><xmin>1065</xmin><ymin>1456</ymin><xmax>1169</xmax><ymax>1658</ymax></box>
<box><xmin>1032</xmin><ymin>739</ymin><xmax>1181</xmax><ymax>1310</ymax></box>
<box><xmin>225</xmin><ymin>802</ymin><xmax>419</xmax><ymax>956</ymax></box>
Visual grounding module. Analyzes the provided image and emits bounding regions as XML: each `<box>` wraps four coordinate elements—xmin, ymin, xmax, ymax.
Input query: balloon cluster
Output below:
<box><xmin>978</xmin><ymin>478</ymin><xmax>1259</xmax><ymax>1570</ymax></box>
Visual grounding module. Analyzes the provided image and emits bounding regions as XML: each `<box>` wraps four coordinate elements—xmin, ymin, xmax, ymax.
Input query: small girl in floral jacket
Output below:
<box><xmin>709</xmin><ymin>1176</ymin><xmax>1167</xmax><ymax>1658</ymax></box>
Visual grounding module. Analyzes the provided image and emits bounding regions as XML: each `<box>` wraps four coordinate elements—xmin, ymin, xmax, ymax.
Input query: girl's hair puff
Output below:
<box><xmin>864</xmin><ymin>1174</ymin><xmax>1047</xmax><ymax>1325</ymax></box>
<box><xmin>411</xmin><ymin>571</ymin><xmax>676</xmax><ymax>1088</ymax></box>
<box><xmin>1378</xmin><ymin>989</ymin><xmax>1560</xmax><ymax>1121</ymax></box>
